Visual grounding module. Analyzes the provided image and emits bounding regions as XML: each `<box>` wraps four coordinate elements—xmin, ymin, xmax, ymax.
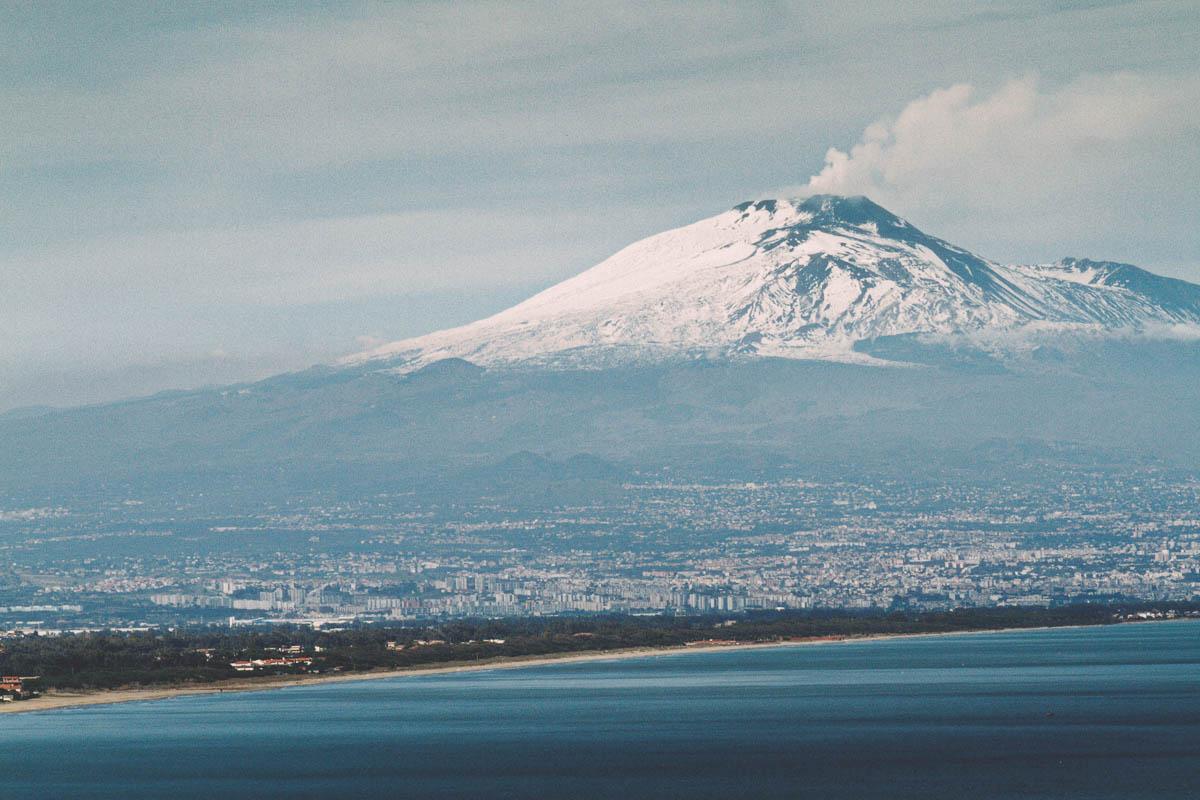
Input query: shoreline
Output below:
<box><xmin>2</xmin><ymin>618</ymin><xmax>1190</xmax><ymax>716</ymax></box>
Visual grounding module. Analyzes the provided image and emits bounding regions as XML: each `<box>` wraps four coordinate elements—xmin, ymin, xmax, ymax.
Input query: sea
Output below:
<box><xmin>3</xmin><ymin>621</ymin><xmax>1199</xmax><ymax>799</ymax></box>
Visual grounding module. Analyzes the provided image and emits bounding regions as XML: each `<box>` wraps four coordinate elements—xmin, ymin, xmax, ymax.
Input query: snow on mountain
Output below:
<box><xmin>1017</xmin><ymin>257</ymin><xmax>1200</xmax><ymax>322</ymax></box>
<box><xmin>348</xmin><ymin>196</ymin><xmax>1200</xmax><ymax>371</ymax></box>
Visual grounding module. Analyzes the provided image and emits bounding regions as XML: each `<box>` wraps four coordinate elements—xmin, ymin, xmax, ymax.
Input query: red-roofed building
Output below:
<box><xmin>0</xmin><ymin>675</ymin><xmax>39</xmax><ymax>700</ymax></box>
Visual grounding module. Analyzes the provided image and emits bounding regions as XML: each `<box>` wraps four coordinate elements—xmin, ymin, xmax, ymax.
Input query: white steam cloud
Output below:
<box><xmin>795</xmin><ymin>74</ymin><xmax>1200</xmax><ymax>249</ymax></box>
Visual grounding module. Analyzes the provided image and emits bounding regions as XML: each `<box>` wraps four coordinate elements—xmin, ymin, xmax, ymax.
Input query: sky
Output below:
<box><xmin>2</xmin><ymin>1</ymin><xmax>1199</xmax><ymax>410</ymax></box>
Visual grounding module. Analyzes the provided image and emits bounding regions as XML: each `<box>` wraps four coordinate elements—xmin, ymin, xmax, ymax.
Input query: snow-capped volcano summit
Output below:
<box><xmin>350</xmin><ymin>195</ymin><xmax>1200</xmax><ymax>370</ymax></box>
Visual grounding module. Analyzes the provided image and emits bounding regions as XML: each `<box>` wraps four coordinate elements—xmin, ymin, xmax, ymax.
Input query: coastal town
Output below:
<box><xmin>1</xmin><ymin>465</ymin><xmax>1197</xmax><ymax>634</ymax></box>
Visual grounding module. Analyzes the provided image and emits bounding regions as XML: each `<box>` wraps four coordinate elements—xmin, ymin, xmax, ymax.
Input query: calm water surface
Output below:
<box><xmin>3</xmin><ymin>621</ymin><xmax>1199</xmax><ymax>799</ymax></box>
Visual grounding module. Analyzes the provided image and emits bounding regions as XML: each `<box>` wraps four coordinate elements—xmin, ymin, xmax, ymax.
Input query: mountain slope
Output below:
<box><xmin>4</xmin><ymin>340</ymin><xmax>1200</xmax><ymax>504</ymax></box>
<box><xmin>1018</xmin><ymin>257</ymin><xmax>1200</xmax><ymax>321</ymax></box>
<box><xmin>349</xmin><ymin>195</ymin><xmax>1200</xmax><ymax>371</ymax></box>
<box><xmin>3</xmin><ymin>195</ymin><xmax>1199</xmax><ymax>504</ymax></box>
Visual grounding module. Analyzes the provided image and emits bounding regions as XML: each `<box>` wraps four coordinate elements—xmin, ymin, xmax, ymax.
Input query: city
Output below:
<box><xmin>3</xmin><ymin>464</ymin><xmax>1197</xmax><ymax>634</ymax></box>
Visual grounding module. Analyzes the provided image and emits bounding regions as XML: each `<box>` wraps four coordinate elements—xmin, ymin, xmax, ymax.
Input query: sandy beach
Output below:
<box><xmin>3</xmin><ymin>622</ymin><xmax>1150</xmax><ymax>717</ymax></box>
<box><xmin>0</xmin><ymin>639</ymin><xmax>787</xmax><ymax>716</ymax></box>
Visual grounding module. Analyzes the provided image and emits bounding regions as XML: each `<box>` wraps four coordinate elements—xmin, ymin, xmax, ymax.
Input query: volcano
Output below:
<box><xmin>349</xmin><ymin>195</ymin><xmax>1200</xmax><ymax>371</ymax></box>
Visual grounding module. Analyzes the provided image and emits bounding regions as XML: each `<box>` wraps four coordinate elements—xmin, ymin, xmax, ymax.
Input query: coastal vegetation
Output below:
<box><xmin>2</xmin><ymin>603</ymin><xmax>1196</xmax><ymax>699</ymax></box>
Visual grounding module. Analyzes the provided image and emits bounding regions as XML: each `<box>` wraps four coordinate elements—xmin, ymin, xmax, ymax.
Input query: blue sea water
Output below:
<box><xmin>3</xmin><ymin>621</ymin><xmax>1199</xmax><ymax>799</ymax></box>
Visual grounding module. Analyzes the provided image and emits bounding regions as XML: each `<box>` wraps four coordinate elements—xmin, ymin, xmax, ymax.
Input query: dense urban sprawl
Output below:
<box><xmin>2</xmin><ymin>464</ymin><xmax>1197</xmax><ymax>633</ymax></box>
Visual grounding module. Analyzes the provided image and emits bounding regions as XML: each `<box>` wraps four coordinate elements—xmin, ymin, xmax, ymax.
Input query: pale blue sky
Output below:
<box><xmin>3</xmin><ymin>1</ymin><xmax>1199</xmax><ymax>409</ymax></box>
